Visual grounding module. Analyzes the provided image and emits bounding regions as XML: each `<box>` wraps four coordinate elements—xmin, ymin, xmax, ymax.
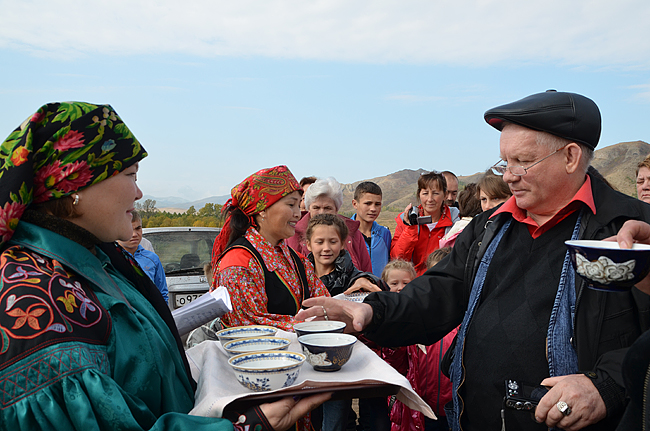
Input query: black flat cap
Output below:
<box><xmin>484</xmin><ymin>90</ymin><xmax>601</xmax><ymax>150</ymax></box>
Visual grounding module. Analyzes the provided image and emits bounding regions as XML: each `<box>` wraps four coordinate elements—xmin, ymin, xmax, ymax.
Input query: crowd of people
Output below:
<box><xmin>295</xmin><ymin>90</ymin><xmax>650</xmax><ymax>431</ymax></box>
<box><xmin>1</xmin><ymin>90</ymin><xmax>650</xmax><ymax>431</ymax></box>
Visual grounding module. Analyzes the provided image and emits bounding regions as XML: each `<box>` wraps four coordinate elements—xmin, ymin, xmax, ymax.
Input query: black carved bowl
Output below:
<box><xmin>297</xmin><ymin>333</ymin><xmax>357</xmax><ymax>372</ymax></box>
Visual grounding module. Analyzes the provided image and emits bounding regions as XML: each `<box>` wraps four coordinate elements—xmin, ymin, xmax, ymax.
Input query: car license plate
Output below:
<box><xmin>175</xmin><ymin>293</ymin><xmax>201</xmax><ymax>308</ymax></box>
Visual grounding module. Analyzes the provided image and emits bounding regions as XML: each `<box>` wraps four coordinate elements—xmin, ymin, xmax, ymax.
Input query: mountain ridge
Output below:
<box><xmin>153</xmin><ymin>140</ymin><xmax>650</xmax><ymax>232</ymax></box>
<box><xmin>145</xmin><ymin>194</ymin><xmax>230</xmax><ymax>210</ymax></box>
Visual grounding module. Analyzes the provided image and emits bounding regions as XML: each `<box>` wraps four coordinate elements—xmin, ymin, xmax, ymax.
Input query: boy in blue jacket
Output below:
<box><xmin>118</xmin><ymin>210</ymin><xmax>169</xmax><ymax>304</ymax></box>
<box><xmin>352</xmin><ymin>182</ymin><xmax>392</xmax><ymax>278</ymax></box>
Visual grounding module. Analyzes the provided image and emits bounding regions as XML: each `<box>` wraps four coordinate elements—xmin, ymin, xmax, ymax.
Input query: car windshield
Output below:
<box><xmin>143</xmin><ymin>230</ymin><xmax>219</xmax><ymax>274</ymax></box>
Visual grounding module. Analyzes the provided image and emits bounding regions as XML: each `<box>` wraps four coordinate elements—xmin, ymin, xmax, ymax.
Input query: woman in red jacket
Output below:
<box><xmin>390</xmin><ymin>171</ymin><xmax>458</xmax><ymax>275</ymax></box>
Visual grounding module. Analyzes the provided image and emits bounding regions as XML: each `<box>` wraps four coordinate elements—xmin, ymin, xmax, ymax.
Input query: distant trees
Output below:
<box><xmin>197</xmin><ymin>203</ymin><xmax>220</xmax><ymax>218</ymax></box>
<box><xmin>141</xmin><ymin>202</ymin><xmax>224</xmax><ymax>228</ymax></box>
<box><xmin>136</xmin><ymin>199</ymin><xmax>158</xmax><ymax>218</ymax></box>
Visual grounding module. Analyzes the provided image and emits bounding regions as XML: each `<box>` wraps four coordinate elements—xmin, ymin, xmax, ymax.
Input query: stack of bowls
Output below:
<box><xmin>220</xmin><ymin>324</ymin><xmax>304</xmax><ymax>392</ymax></box>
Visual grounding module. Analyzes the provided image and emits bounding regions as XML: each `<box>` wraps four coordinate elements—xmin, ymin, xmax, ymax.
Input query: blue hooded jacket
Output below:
<box><xmin>351</xmin><ymin>215</ymin><xmax>392</xmax><ymax>278</ymax></box>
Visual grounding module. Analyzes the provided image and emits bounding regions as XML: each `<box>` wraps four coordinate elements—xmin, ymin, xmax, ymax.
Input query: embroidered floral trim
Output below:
<box><xmin>0</xmin><ymin>246</ymin><xmax>111</xmax><ymax>368</ymax></box>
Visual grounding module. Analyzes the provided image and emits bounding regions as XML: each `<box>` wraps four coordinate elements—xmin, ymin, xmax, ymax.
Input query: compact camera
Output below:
<box><xmin>504</xmin><ymin>380</ymin><xmax>549</xmax><ymax>412</ymax></box>
<box><xmin>407</xmin><ymin>207</ymin><xmax>432</xmax><ymax>225</ymax></box>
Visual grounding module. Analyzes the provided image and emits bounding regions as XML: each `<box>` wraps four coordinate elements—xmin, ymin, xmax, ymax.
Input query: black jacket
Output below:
<box><xmin>364</xmin><ymin>174</ymin><xmax>650</xmax><ymax>429</ymax></box>
<box><xmin>308</xmin><ymin>250</ymin><xmax>383</xmax><ymax>296</ymax></box>
<box><xmin>617</xmin><ymin>328</ymin><xmax>650</xmax><ymax>430</ymax></box>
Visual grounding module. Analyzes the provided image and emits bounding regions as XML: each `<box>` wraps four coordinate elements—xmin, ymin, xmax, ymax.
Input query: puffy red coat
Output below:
<box><xmin>382</xmin><ymin>327</ymin><xmax>458</xmax><ymax>431</ymax></box>
<box><xmin>390</xmin><ymin>205</ymin><xmax>455</xmax><ymax>275</ymax></box>
<box><xmin>286</xmin><ymin>212</ymin><xmax>372</xmax><ymax>273</ymax></box>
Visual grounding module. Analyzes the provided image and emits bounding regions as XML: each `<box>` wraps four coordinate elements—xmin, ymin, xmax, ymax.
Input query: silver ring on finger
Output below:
<box><xmin>556</xmin><ymin>401</ymin><xmax>571</xmax><ymax>416</ymax></box>
<box><xmin>321</xmin><ymin>306</ymin><xmax>329</xmax><ymax>321</ymax></box>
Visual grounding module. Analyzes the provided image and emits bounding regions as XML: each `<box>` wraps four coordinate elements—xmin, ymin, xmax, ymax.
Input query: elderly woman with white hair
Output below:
<box><xmin>289</xmin><ymin>179</ymin><xmax>389</xmax><ymax>431</ymax></box>
<box><xmin>287</xmin><ymin>177</ymin><xmax>373</xmax><ymax>274</ymax></box>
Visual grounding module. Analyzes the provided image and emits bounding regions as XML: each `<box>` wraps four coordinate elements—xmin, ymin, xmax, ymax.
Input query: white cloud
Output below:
<box><xmin>628</xmin><ymin>84</ymin><xmax>650</xmax><ymax>102</ymax></box>
<box><xmin>1</xmin><ymin>0</ymin><xmax>649</xmax><ymax>67</ymax></box>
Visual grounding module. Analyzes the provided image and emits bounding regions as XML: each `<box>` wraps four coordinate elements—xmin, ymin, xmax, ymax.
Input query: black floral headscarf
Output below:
<box><xmin>0</xmin><ymin>102</ymin><xmax>147</xmax><ymax>246</ymax></box>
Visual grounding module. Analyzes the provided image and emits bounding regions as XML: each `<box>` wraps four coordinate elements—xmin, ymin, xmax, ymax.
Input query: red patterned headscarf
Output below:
<box><xmin>211</xmin><ymin>165</ymin><xmax>300</xmax><ymax>265</ymax></box>
<box><xmin>0</xmin><ymin>102</ymin><xmax>146</xmax><ymax>247</ymax></box>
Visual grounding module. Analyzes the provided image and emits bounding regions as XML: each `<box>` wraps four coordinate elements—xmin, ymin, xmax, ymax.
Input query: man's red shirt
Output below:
<box><xmin>491</xmin><ymin>175</ymin><xmax>596</xmax><ymax>239</ymax></box>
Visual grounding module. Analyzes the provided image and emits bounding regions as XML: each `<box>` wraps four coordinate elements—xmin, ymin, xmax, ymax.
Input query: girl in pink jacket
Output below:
<box><xmin>382</xmin><ymin>256</ymin><xmax>457</xmax><ymax>431</ymax></box>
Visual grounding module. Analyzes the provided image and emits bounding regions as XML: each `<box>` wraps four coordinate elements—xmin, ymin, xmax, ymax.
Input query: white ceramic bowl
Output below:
<box><xmin>228</xmin><ymin>351</ymin><xmax>306</xmax><ymax>392</ymax></box>
<box><xmin>223</xmin><ymin>336</ymin><xmax>291</xmax><ymax>357</ymax></box>
<box><xmin>297</xmin><ymin>333</ymin><xmax>357</xmax><ymax>372</ymax></box>
<box><xmin>565</xmin><ymin>240</ymin><xmax>650</xmax><ymax>292</ymax></box>
<box><xmin>293</xmin><ymin>320</ymin><xmax>346</xmax><ymax>337</ymax></box>
<box><xmin>215</xmin><ymin>325</ymin><xmax>278</xmax><ymax>346</ymax></box>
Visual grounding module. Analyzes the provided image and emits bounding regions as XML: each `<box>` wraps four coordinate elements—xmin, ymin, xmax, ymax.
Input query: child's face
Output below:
<box><xmin>307</xmin><ymin>225</ymin><xmax>343</xmax><ymax>267</ymax></box>
<box><xmin>352</xmin><ymin>193</ymin><xmax>382</xmax><ymax>223</ymax></box>
<box><xmin>385</xmin><ymin>269</ymin><xmax>413</xmax><ymax>293</ymax></box>
<box><xmin>479</xmin><ymin>190</ymin><xmax>508</xmax><ymax>212</ymax></box>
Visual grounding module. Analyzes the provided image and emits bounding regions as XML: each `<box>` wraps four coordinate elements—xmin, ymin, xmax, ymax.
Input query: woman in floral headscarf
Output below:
<box><xmin>212</xmin><ymin>166</ymin><xmax>330</xmax><ymax>332</ymax></box>
<box><xmin>0</xmin><ymin>103</ymin><xmax>328</xmax><ymax>431</ymax></box>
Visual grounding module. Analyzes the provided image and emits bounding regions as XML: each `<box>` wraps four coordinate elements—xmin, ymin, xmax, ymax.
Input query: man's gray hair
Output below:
<box><xmin>536</xmin><ymin>129</ymin><xmax>593</xmax><ymax>173</ymax></box>
<box><xmin>304</xmin><ymin>177</ymin><xmax>343</xmax><ymax>211</ymax></box>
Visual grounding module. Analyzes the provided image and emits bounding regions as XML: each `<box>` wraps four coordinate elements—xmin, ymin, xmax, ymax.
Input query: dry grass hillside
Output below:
<box><xmin>338</xmin><ymin>169</ymin><xmax>426</xmax><ymax>232</ymax></box>
<box><xmin>338</xmin><ymin>140</ymin><xmax>650</xmax><ymax>233</ymax></box>
<box><xmin>591</xmin><ymin>141</ymin><xmax>650</xmax><ymax>196</ymax></box>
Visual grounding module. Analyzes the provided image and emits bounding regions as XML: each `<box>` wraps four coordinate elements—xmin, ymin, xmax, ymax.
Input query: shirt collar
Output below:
<box><xmin>491</xmin><ymin>175</ymin><xmax>596</xmax><ymax>238</ymax></box>
<box><xmin>245</xmin><ymin>227</ymin><xmax>295</xmax><ymax>272</ymax></box>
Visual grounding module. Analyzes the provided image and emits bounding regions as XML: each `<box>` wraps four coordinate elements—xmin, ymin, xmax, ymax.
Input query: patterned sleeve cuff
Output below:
<box><xmin>227</xmin><ymin>405</ymin><xmax>274</xmax><ymax>431</ymax></box>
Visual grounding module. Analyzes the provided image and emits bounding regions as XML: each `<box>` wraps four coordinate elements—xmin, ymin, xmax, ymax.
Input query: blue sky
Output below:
<box><xmin>1</xmin><ymin>0</ymin><xmax>649</xmax><ymax>202</ymax></box>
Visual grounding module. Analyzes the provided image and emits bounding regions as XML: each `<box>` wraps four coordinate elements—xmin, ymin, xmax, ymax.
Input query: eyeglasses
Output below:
<box><xmin>491</xmin><ymin>144</ymin><xmax>568</xmax><ymax>176</ymax></box>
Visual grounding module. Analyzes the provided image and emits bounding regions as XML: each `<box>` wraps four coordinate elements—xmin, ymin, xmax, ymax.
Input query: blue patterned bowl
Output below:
<box><xmin>223</xmin><ymin>336</ymin><xmax>291</xmax><ymax>357</ymax></box>
<box><xmin>216</xmin><ymin>325</ymin><xmax>278</xmax><ymax>346</ymax></box>
<box><xmin>293</xmin><ymin>320</ymin><xmax>346</xmax><ymax>337</ymax></box>
<box><xmin>297</xmin><ymin>333</ymin><xmax>357</xmax><ymax>372</ymax></box>
<box><xmin>228</xmin><ymin>351</ymin><xmax>306</xmax><ymax>392</ymax></box>
<box><xmin>565</xmin><ymin>240</ymin><xmax>650</xmax><ymax>292</ymax></box>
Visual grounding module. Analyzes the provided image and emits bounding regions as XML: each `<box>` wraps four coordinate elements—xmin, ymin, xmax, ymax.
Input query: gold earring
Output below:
<box><xmin>72</xmin><ymin>194</ymin><xmax>80</xmax><ymax>206</ymax></box>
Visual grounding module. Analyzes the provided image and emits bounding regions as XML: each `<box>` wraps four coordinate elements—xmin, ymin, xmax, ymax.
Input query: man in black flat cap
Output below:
<box><xmin>297</xmin><ymin>90</ymin><xmax>650</xmax><ymax>431</ymax></box>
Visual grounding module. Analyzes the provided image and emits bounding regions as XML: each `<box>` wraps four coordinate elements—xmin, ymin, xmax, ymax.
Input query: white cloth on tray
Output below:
<box><xmin>186</xmin><ymin>329</ymin><xmax>435</xmax><ymax>419</ymax></box>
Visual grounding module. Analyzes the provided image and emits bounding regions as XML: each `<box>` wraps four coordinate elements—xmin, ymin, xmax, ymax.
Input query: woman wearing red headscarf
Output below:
<box><xmin>211</xmin><ymin>166</ymin><xmax>330</xmax><ymax>332</ymax></box>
